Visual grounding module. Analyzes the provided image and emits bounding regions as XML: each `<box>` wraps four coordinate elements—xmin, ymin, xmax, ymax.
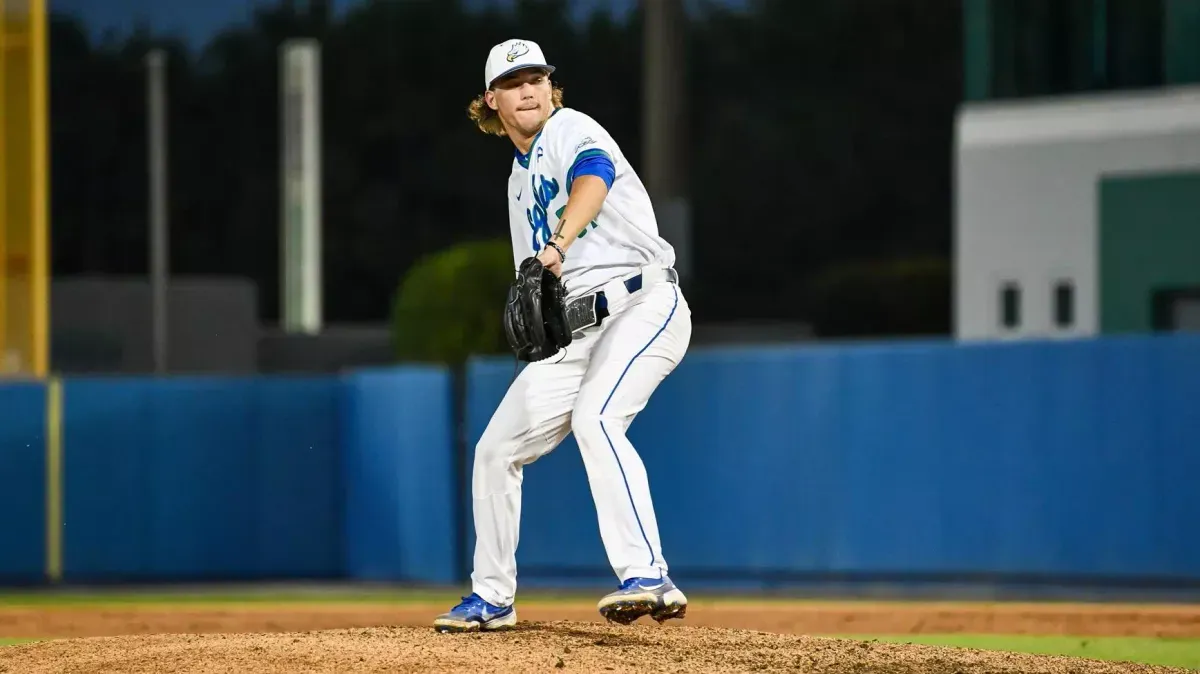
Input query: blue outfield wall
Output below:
<box><xmin>341</xmin><ymin>366</ymin><xmax>457</xmax><ymax>584</ymax></box>
<box><xmin>0</xmin><ymin>382</ymin><xmax>47</xmax><ymax>582</ymax></box>
<box><xmin>0</xmin><ymin>334</ymin><xmax>1197</xmax><ymax>587</ymax></box>
<box><xmin>61</xmin><ymin>376</ymin><xmax>344</xmax><ymax>581</ymax></box>
<box><xmin>463</xmin><ymin>334</ymin><xmax>1200</xmax><ymax>587</ymax></box>
<box><xmin>0</xmin><ymin>369</ymin><xmax>459</xmax><ymax>585</ymax></box>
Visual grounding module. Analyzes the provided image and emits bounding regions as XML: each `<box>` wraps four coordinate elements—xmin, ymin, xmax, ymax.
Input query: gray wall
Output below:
<box><xmin>50</xmin><ymin>275</ymin><xmax>816</xmax><ymax>375</ymax></box>
<box><xmin>50</xmin><ymin>275</ymin><xmax>396</xmax><ymax>375</ymax></box>
<box><xmin>52</xmin><ymin>276</ymin><xmax>260</xmax><ymax>374</ymax></box>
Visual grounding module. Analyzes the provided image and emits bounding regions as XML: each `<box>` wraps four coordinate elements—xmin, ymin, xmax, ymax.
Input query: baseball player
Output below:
<box><xmin>434</xmin><ymin>38</ymin><xmax>692</xmax><ymax>633</ymax></box>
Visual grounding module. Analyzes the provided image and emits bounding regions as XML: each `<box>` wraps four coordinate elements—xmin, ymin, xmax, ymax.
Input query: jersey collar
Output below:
<box><xmin>514</xmin><ymin>107</ymin><xmax>562</xmax><ymax>169</ymax></box>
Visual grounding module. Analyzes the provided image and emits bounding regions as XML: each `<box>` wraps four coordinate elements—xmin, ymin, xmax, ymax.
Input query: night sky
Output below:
<box><xmin>52</xmin><ymin>0</ymin><xmax>748</xmax><ymax>48</ymax></box>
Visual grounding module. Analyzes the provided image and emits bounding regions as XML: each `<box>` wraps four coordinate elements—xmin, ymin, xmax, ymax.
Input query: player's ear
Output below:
<box><xmin>484</xmin><ymin>90</ymin><xmax>499</xmax><ymax>111</ymax></box>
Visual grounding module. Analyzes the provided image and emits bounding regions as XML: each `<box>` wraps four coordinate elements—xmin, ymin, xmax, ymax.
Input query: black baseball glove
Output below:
<box><xmin>503</xmin><ymin>257</ymin><xmax>572</xmax><ymax>362</ymax></box>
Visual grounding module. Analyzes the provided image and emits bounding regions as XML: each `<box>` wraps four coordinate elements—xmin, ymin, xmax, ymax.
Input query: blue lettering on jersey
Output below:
<box><xmin>526</xmin><ymin>174</ymin><xmax>559</xmax><ymax>251</ymax></box>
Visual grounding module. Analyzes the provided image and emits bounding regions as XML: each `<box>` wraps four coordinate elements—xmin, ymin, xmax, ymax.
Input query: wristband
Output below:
<box><xmin>546</xmin><ymin>241</ymin><xmax>566</xmax><ymax>263</ymax></box>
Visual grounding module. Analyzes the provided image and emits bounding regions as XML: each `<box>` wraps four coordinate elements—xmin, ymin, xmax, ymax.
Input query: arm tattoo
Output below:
<box><xmin>552</xmin><ymin>219</ymin><xmax>568</xmax><ymax>241</ymax></box>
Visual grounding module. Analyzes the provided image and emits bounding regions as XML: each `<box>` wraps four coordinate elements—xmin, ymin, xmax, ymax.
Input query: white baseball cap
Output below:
<box><xmin>484</xmin><ymin>38</ymin><xmax>556</xmax><ymax>90</ymax></box>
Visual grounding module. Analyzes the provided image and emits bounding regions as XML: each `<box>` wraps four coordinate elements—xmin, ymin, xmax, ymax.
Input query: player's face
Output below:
<box><xmin>487</xmin><ymin>68</ymin><xmax>553</xmax><ymax>139</ymax></box>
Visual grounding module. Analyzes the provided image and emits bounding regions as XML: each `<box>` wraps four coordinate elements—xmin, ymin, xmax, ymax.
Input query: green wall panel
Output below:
<box><xmin>1165</xmin><ymin>0</ymin><xmax>1200</xmax><ymax>85</ymax></box>
<box><xmin>964</xmin><ymin>0</ymin><xmax>992</xmax><ymax>101</ymax></box>
<box><xmin>1099</xmin><ymin>171</ymin><xmax>1200</xmax><ymax>334</ymax></box>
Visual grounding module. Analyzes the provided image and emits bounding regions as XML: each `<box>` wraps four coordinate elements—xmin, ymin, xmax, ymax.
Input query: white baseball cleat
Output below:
<box><xmin>597</xmin><ymin>575</ymin><xmax>688</xmax><ymax>625</ymax></box>
<box><xmin>433</xmin><ymin>593</ymin><xmax>517</xmax><ymax>633</ymax></box>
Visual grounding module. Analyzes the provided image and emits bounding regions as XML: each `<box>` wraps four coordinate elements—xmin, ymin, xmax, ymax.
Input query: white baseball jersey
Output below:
<box><xmin>507</xmin><ymin>107</ymin><xmax>675</xmax><ymax>299</ymax></box>
<box><xmin>472</xmin><ymin>102</ymin><xmax>692</xmax><ymax>611</ymax></box>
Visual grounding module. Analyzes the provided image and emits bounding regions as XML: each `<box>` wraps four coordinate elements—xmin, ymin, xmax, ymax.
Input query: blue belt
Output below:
<box><xmin>622</xmin><ymin>267</ymin><xmax>679</xmax><ymax>295</ymax></box>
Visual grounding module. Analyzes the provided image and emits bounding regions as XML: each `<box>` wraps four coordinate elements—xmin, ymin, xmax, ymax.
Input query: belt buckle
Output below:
<box><xmin>566</xmin><ymin>292</ymin><xmax>609</xmax><ymax>335</ymax></box>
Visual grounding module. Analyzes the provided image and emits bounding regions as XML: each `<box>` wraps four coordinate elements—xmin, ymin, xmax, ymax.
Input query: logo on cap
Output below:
<box><xmin>506</xmin><ymin>41</ymin><xmax>530</xmax><ymax>63</ymax></box>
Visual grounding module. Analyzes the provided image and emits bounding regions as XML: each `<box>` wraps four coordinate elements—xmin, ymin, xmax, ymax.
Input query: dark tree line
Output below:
<box><xmin>47</xmin><ymin>0</ymin><xmax>962</xmax><ymax>336</ymax></box>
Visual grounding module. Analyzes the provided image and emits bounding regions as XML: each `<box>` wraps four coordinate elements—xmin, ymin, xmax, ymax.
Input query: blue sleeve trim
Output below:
<box><xmin>566</xmin><ymin>149</ymin><xmax>614</xmax><ymax>194</ymax></box>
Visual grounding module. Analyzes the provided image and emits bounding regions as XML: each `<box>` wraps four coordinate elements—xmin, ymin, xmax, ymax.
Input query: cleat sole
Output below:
<box><xmin>433</xmin><ymin>608</ymin><xmax>517</xmax><ymax>633</ymax></box>
<box><xmin>598</xmin><ymin>581</ymin><xmax>688</xmax><ymax>626</ymax></box>
<box><xmin>652</xmin><ymin>602</ymin><xmax>687</xmax><ymax>623</ymax></box>
<box><xmin>600</xmin><ymin>600</ymin><xmax>654</xmax><ymax>625</ymax></box>
<box><xmin>599</xmin><ymin>598</ymin><xmax>687</xmax><ymax>625</ymax></box>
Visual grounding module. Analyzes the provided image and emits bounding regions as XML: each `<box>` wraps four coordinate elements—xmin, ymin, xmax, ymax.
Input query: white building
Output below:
<box><xmin>954</xmin><ymin>85</ymin><xmax>1200</xmax><ymax>341</ymax></box>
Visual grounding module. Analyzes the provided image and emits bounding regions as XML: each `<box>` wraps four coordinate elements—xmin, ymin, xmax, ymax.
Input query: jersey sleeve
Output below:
<box><xmin>554</xmin><ymin>111</ymin><xmax>620</xmax><ymax>194</ymax></box>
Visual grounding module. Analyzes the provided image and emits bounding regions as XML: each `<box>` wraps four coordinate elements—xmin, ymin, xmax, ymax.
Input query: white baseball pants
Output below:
<box><xmin>470</xmin><ymin>267</ymin><xmax>692</xmax><ymax>608</ymax></box>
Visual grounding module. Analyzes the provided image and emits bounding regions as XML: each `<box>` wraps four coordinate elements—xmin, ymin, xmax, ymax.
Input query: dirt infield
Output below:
<box><xmin>2</xmin><ymin>600</ymin><xmax>1200</xmax><ymax>672</ymax></box>
<box><xmin>3</xmin><ymin>600</ymin><xmax>1200</xmax><ymax>639</ymax></box>
<box><xmin>1</xmin><ymin>621</ymin><xmax>1192</xmax><ymax>674</ymax></box>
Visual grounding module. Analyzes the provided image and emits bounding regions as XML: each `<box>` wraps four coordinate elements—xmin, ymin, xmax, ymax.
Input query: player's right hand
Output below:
<box><xmin>536</xmin><ymin>246</ymin><xmax>563</xmax><ymax>277</ymax></box>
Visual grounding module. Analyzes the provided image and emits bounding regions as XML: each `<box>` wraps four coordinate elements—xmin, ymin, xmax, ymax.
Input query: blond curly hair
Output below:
<box><xmin>467</xmin><ymin>84</ymin><xmax>565</xmax><ymax>137</ymax></box>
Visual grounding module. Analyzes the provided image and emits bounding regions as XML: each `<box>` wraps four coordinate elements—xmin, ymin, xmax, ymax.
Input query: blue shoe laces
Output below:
<box><xmin>451</xmin><ymin>593</ymin><xmax>485</xmax><ymax>611</ymax></box>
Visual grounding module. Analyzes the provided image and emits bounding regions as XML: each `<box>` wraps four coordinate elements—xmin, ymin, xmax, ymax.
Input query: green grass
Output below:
<box><xmin>842</xmin><ymin>634</ymin><xmax>1200</xmax><ymax>670</ymax></box>
<box><xmin>0</xmin><ymin>639</ymin><xmax>38</xmax><ymax>646</ymax></box>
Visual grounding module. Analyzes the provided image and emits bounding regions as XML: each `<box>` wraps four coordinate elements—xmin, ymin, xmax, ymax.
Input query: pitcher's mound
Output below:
<box><xmin>0</xmin><ymin>620</ymin><xmax>1184</xmax><ymax>673</ymax></box>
